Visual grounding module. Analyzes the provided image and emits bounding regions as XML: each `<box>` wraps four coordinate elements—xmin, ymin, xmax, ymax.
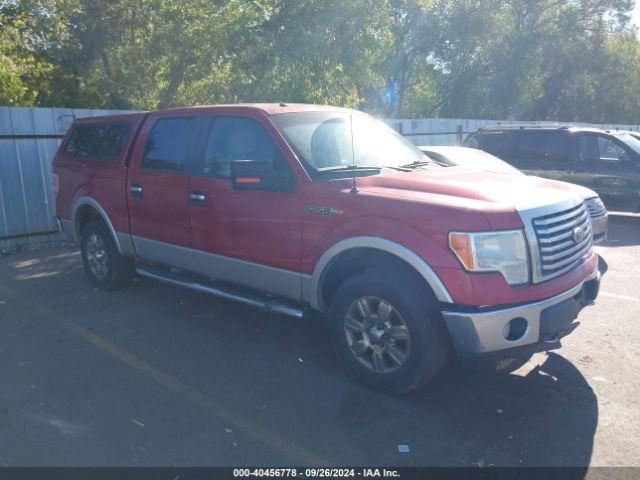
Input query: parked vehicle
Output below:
<box><xmin>419</xmin><ymin>145</ymin><xmax>522</xmax><ymax>175</ymax></box>
<box><xmin>53</xmin><ymin>104</ymin><xmax>600</xmax><ymax>393</ymax></box>
<box><xmin>418</xmin><ymin>146</ymin><xmax>608</xmax><ymax>243</ymax></box>
<box><xmin>611</xmin><ymin>130</ymin><xmax>640</xmax><ymax>142</ymax></box>
<box><xmin>464</xmin><ymin>125</ymin><xmax>640</xmax><ymax>213</ymax></box>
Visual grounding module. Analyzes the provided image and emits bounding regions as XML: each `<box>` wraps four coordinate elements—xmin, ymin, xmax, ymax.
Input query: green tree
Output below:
<box><xmin>1</xmin><ymin>0</ymin><xmax>639</xmax><ymax>125</ymax></box>
<box><xmin>0</xmin><ymin>2</ymin><xmax>58</xmax><ymax>105</ymax></box>
<box><xmin>422</xmin><ymin>0</ymin><xmax>636</xmax><ymax>120</ymax></box>
<box><xmin>591</xmin><ymin>33</ymin><xmax>640</xmax><ymax>123</ymax></box>
<box><xmin>235</xmin><ymin>0</ymin><xmax>387</xmax><ymax>108</ymax></box>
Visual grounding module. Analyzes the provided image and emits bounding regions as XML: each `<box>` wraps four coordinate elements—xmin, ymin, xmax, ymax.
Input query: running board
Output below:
<box><xmin>135</xmin><ymin>265</ymin><xmax>305</xmax><ymax>319</ymax></box>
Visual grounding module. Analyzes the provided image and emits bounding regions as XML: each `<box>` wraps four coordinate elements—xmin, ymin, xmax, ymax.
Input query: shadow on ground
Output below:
<box><xmin>0</xmin><ymin>246</ymin><xmax>598</xmax><ymax>469</ymax></box>
<box><xmin>602</xmin><ymin>214</ymin><xmax>640</xmax><ymax>248</ymax></box>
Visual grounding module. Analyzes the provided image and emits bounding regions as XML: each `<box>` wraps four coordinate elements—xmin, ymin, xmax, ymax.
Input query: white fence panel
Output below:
<box><xmin>385</xmin><ymin>118</ymin><xmax>640</xmax><ymax>146</ymax></box>
<box><xmin>0</xmin><ymin>106</ymin><xmax>129</xmax><ymax>249</ymax></box>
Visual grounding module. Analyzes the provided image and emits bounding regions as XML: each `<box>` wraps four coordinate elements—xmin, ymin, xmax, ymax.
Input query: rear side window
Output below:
<box><xmin>143</xmin><ymin>117</ymin><xmax>197</xmax><ymax>172</ymax></box>
<box><xmin>466</xmin><ymin>131</ymin><xmax>510</xmax><ymax>155</ymax></box>
<box><xmin>513</xmin><ymin>131</ymin><xmax>570</xmax><ymax>163</ymax></box>
<box><xmin>64</xmin><ymin>123</ymin><xmax>131</xmax><ymax>159</ymax></box>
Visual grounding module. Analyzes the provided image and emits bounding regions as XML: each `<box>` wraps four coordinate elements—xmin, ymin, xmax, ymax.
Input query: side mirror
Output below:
<box><xmin>231</xmin><ymin>160</ymin><xmax>294</xmax><ymax>193</ymax></box>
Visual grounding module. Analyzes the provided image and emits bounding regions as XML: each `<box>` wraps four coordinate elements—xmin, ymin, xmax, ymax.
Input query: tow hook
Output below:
<box><xmin>543</xmin><ymin>321</ymin><xmax>580</xmax><ymax>345</ymax></box>
<box><xmin>543</xmin><ymin>333</ymin><xmax>560</xmax><ymax>344</ymax></box>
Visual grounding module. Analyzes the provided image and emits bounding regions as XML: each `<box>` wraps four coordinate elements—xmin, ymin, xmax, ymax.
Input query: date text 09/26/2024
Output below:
<box><xmin>233</xmin><ymin>468</ymin><xmax>400</xmax><ymax>478</ymax></box>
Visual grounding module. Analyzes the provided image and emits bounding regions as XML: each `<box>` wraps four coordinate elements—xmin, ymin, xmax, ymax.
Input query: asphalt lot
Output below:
<box><xmin>1</xmin><ymin>215</ymin><xmax>639</xmax><ymax>468</ymax></box>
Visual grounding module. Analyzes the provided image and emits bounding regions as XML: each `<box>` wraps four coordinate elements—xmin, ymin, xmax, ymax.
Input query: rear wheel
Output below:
<box><xmin>80</xmin><ymin>219</ymin><xmax>133</xmax><ymax>290</ymax></box>
<box><xmin>328</xmin><ymin>269</ymin><xmax>449</xmax><ymax>393</ymax></box>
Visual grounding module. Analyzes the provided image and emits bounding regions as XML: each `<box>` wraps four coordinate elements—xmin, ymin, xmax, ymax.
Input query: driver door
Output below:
<box><xmin>572</xmin><ymin>133</ymin><xmax>640</xmax><ymax>211</ymax></box>
<box><xmin>187</xmin><ymin>113</ymin><xmax>304</xmax><ymax>300</ymax></box>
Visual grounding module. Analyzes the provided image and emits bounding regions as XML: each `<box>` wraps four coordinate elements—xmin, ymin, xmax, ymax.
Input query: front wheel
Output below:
<box><xmin>80</xmin><ymin>219</ymin><xmax>133</xmax><ymax>290</ymax></box>
<box><xmin>328</xmin><ymin>270</ymin><xmax>450</xmax><ymax>393</ymax></box>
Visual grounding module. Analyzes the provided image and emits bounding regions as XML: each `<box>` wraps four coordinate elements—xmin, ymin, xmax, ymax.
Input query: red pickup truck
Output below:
<box><xmin>53</xmin><ymin>104</ymin><xmax>601</xmax><ymax>392</ymax></box>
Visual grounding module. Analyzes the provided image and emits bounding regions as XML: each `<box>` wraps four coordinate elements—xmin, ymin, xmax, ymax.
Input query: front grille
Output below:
<box><xmin>532</xmin><ymin>203</ymin><xmax>593</xmax><ymax>278</ymax></box>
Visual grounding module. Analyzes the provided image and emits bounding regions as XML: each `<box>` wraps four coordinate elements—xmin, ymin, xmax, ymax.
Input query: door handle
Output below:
<box><xmin>130</xmin><ymin>184</ymin><xmax>143</xmax><ymax>198</ymax></box>
<box><xmin>189</xmin><ymin>191</ymin><xmax>206</xmax><ymax>205</ymax></box>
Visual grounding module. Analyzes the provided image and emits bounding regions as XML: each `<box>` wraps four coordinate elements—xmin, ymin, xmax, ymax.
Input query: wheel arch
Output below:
<box><xmin>72</xmin><ymin>197</ymin><xmax>129</xmax><ymax>255</ymax></box>
<box><xmin>308</xmin><ymin>237</ymin><xmax>453</xmax><ymax>311</ymax></box>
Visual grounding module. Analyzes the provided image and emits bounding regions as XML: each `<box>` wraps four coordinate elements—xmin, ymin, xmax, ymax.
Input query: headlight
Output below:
<box><xmin>449</xmin><ymin>230</ymin><xmax>530</xmax><ymax>285</ymax></box>
<box><xmin>585</xmin><ymin>196</ymin><xmax>606</xmax><ymax>217</ymax></box>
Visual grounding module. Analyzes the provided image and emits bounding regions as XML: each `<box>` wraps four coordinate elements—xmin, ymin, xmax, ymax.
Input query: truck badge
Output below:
<box><xmin>572</xmin><ymin>225</ymin><xmax>588</xmax><ymax>244</ymax></box>
<box><xmin>306</xmin><ymin>205</ymin><xmax>344</xmax><ymax>216</ymax></box>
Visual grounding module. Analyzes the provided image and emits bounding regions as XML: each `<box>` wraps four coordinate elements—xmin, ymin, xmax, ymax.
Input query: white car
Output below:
<box><xmin>419</xmin><ymin>146</ymin><xmax>608</xmax><ymax>243</ymax></box>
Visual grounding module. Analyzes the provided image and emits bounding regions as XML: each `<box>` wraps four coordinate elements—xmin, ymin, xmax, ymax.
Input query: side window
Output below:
<box><xmin>65</xmin><ymin>125</ymin><xmax>94</xmax><ymax>157</ymax></box>
<box><xmin>143</xmin><ymin>117</ymin><xmax>197</xmax><ymax>172</ymax></box>
<box><xmin>578</xmin><ymin>135</ymin><xmax>627</xmax><ymax>163</ymax></box>
<box><xmin>466</xmin><ymin>132</ymin><xmax>510</xmax><ymax>156</ymax></box>
<box><xmin>97</xmin><ymin>124</ymin><xmax>131</xmax><ymax>157</ymax></box>
<box><xmin>513</xmin><ymin>131</ymin><xmax>570</xmax><ymax>163</ymax></box>
<box><xmin>64</xmin><ymin>123</ymin><xmax>130</xmax><ymax>159</ymax></box>
<box><xmin>200</xmin><ymin>116</ymin><xmax>283</xmax><ymax>177</ymax></box>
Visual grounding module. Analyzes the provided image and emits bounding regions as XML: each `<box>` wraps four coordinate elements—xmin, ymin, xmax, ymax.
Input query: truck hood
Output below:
<box><xmin>544</xmin><ymin>178</ymin><xmax>598</xmax><ymax>201</ymax></box>
<box><xmin>358</xmin><ymin>166</ymin><xmax>583</xmax><ymax>212</ymax></box>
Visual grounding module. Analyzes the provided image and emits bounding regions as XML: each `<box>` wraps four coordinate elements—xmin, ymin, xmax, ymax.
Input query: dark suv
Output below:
<box><xmin>464</xmin><ymin>126</ymin><xmax>640</xmax><ymax>212</ymax></box>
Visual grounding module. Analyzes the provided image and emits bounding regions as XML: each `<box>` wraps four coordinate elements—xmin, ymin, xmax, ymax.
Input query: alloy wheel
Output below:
<box><xmin>86</xmin><ymin>233</ymin><xmax>110</xmax><ymax>280</ymax></box>
<box><xmin>343</xmin><ymin>296</ymin><xmax>411</xmax><ymax>374</ymax></box>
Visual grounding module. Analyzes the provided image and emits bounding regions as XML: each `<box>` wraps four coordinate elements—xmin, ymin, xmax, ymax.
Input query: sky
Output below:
<box><xmin>633</xmin><ymin>3</ymin><xmax>640</xmax><ymax>29</ymax></box>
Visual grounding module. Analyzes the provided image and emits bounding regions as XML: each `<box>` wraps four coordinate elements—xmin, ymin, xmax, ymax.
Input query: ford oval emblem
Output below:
<box><xmin>572</xmin><ymin>225</ymin><xmax>588</xmax><ymax>244</ymax></box>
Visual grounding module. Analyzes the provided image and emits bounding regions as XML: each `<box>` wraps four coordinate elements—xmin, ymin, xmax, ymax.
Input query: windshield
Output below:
<box><xmin>616</xmin><ymin>133</ymin><xmax>640</xmax><ymax>157</ymax></box>
<box><xmin>271</xmin><ymin>111</ymin><xmax>426</xmax><ymax>173</ymax></box>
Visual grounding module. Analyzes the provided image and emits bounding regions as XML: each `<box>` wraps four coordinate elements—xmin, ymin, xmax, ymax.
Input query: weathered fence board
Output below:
<box><xmin>0</xmin><ymin>106</ymin><xmax>128</xmax><ymax>249</ymax></box>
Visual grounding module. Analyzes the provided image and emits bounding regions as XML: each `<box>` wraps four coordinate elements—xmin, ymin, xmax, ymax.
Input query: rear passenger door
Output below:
<box><xmin>127</xmin><ymin>113</ymin><xmax>201</xmax><ymax>265</ymax></box>
<box><xmin>572</xmin><ymin>133</ymin><xmax>640</xmax><ymax>210</ymax></box>
<box><xmin>508</xmin><ymin>131</ymin><xmax>572</xmax><ymax>182</ymax></box>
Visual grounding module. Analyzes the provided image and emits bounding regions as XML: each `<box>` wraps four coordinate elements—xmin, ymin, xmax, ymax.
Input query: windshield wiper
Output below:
<box><xmin>316</xmin><ymin>164</ymin><xmax>381</xmax><ymax>173</ymax></box>
<box><xmin>376</xmin><ymin>164</ymin><xmax>413</xmax><ymax>172</ymax></box>
<box><xmin>399</xmin><ymin>160</ymin><xmax>432</xmax><ymax>169</ymax></box>
<box><xmin>314</xmin><ymin>165</ymin><xmax>382</xmax><ymax>180</ymax></box>
<box><xmin>317</xmin><ymin>164</ymin><xmax>411</xmax><ymax>174</ymax></box>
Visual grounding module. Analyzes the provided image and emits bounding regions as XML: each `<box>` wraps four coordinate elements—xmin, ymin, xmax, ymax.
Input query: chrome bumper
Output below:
<box><xmin>591</xmin><ymin>213</ymin><xmax>608</xmax><ymax>244</ymax></box>
<box><xmin>442</xmin><ymin>268</ymin><xmax>600</xmax><ymax>355</ymax></box>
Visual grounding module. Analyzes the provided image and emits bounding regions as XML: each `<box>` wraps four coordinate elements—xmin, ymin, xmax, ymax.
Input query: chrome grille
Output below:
<box><xmin>532</xmin><ymin>203</ymin><xmax>593</xmax><ymax>278</ymax></box>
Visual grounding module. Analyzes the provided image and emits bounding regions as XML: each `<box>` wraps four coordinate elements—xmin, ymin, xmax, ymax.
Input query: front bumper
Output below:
<box><xmin>591</xmin><ymin>213</ymin><xmax>608</xmax><ymax>244</ymax></box>
<box><xmin>442</xmin><ymin>267</ymin><xmax>600</xmax><ymax>355</ymax></box>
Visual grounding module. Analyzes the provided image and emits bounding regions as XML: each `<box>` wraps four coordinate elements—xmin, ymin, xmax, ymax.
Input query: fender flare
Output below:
<box><xmin>308</xmin><ymin>236</ymin><xmax>453</xmax><ymax>310</ymax></box>
<box><xmin>72</xmin><ymin>197</ymin><xmax>132</xmax><ymax>255</ymax></box>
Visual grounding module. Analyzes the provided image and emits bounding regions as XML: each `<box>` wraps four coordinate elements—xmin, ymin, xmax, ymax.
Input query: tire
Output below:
<box><xmin>328</xmin><ymin>269</ymin><xmax>450</xmax><ymax>393</ymax></box>
<box><xmin>80</xmin><ymin>219</ymin><xmax>134</xmax><ymax>290</ymax></box>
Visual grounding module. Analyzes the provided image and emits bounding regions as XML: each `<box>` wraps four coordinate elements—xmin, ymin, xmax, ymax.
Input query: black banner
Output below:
<box><xmin>0</xmin><ymin>468</ymin><xmax>638</xmax><ymax>480</ymax></box>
